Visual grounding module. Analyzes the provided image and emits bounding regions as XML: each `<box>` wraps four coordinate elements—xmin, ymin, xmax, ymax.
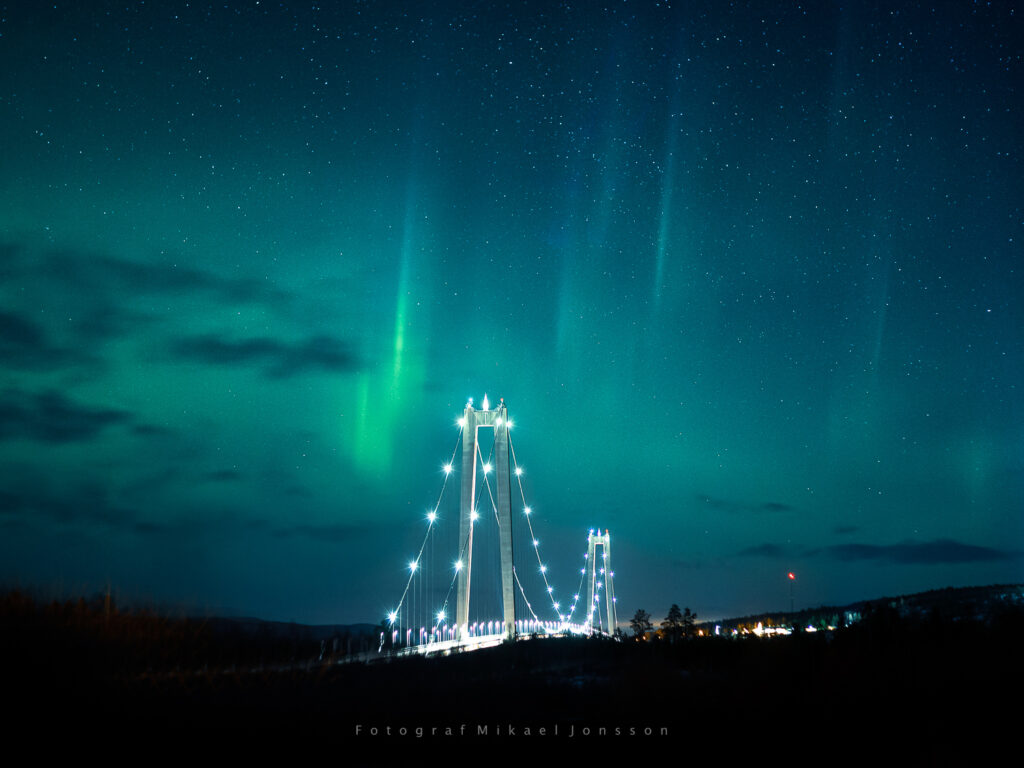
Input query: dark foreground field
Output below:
<box><xmin>3</xmin><ymin>592</ymin><xmax>1020</xmax><ymax>757</ymax></box>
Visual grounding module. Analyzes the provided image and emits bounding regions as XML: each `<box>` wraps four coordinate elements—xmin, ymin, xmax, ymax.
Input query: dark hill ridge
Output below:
<box><xmin>2</xmin><ymin>585</ymin><xmax>1021</xmax><ymax>756</ymax></box>
<box><xmin>701</xmin><ymin>582</ymin><xmax>1024</xmax><ymax>633</ymax></box>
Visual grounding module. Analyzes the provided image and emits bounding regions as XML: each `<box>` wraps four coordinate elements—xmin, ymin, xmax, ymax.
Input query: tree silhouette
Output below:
<box><xmin>682</xmin><ymin>607</ymin><xmax>697</xmax><ymax>637</ymax></box>
<box><xmin>662</xmin><ymin>604</ymin><xmax>683</xmax><ymax>644</ymax></box>
<box><xmin>630</xmin><ymin>609</ymin><xmax>652</xmax><ymax>640</ymax></box>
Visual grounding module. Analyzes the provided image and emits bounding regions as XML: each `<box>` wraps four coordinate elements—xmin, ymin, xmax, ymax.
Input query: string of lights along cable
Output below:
<box><xmin>381</xmin><ymin>396</ymin><xmax>620</xmax><ymax>655</ymax></box>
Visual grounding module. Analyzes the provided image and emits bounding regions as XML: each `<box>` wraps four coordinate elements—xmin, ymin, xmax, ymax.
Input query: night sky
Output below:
<box><xmin>1</xmin><ymin>1</ymin><xmax>1021</xmax><ymax>627</ymax></box>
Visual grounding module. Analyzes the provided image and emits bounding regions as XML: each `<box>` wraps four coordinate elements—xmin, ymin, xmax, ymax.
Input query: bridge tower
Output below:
<box><xmin>585</xmin><ymin>529</ymin><xmax>617</xmax><ymax>634</ymax></box>
<box><xmin>456</xmin><ymin>396</ymin><xmax>516</xmax><ymax>641</ymax></box>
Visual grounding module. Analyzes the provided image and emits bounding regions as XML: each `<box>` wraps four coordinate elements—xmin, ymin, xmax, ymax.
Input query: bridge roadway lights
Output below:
<box><xmin>456</xmin><ymin>399</ymin><xmax>517</xmax><ymax>643</ymax></box>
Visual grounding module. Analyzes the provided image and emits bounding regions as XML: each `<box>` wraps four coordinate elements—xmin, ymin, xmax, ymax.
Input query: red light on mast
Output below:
<box><xmin>788</xmin><ymin>572</ymin><xmax>796</xmax><ymax>580</ymax></box>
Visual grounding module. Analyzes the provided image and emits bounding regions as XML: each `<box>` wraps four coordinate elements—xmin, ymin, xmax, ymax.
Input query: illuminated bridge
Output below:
<box><xmin>380</xmin><ymin>395</ymin><xmax>618</xmax><ymax>656</ymax></box>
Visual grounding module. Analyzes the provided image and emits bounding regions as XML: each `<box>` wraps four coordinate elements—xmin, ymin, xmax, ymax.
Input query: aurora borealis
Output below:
<box><xmin>1</xmin><ymin>1</ymin><xmax>1021</xmax><ymax>626</ymax></box>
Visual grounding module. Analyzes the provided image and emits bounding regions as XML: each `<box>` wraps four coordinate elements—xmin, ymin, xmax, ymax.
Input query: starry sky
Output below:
<box><xmin>1</xmin><ymin>1</ymin><xmax>1021</xmax><ymax>627</ymax></box>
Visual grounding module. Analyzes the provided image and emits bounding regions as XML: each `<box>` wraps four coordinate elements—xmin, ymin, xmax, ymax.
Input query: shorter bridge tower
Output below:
<box><xmin>585</xmin><ymin>529</ymin><xmax>617</xmax><ymax>634</ymax></box>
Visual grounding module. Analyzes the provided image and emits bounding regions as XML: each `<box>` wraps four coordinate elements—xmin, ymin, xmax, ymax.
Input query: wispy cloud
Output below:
<box><xmin>0</xmin><ymin>389</ymin><xmax>131</xmax><ymax>443</ymax></box>
<box><xmin>826</xmin><ymin>539</ymin><xmax>1019</xmax><ymax>564</ymax></box>
<box><xmin>203</xmin><ymin>469</ymin><xmax>244</xmax><ymax>483</ymax></box>
<box><xmin>0</xmin><ymin>310</ymin><xmax>90</xmax><ymax>370</ymax></box>
<box><xmin>171</xmin><ymin>334</ymin><xmax>359</xmax><ymax>378</ymax></box>
<box><xmin>696</xmin><ymin>494</ymin><xmax>796</xmax><ymax>514</ymax></box>
<box><xmin>736</xmin><ymin>543</ymin><xmax>788</xmax><ymax>558</ymax></box>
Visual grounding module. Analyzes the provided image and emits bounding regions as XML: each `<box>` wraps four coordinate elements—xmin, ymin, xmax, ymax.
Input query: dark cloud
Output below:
<box><xmin>39</xmin><ymin>249</ymin><xmax>290</xmax><ymax>308</ymax></box>
<box><xmin>0</xmin><ymin>310</ymin><xmax>88</xmax><ymax>370</ymax></box>
<box><xmin>834</xmin><ymin>525</ymin><xmax>860</xmax><ymax>535</ymax></box>
<box><xmin>100</xmin><ymin>255</ymin><xmax>289</xmax><ymax>306</ymax></box>
<box><xmin>826</xmin><ymin>539</ymin><xmax>1019</xmax><ymax>565</ymax></box>
<box><xmin>204</xmin><ymin>469</ymin><xmax>243</xmax><ymax>483</ymax></box>
<box><xmin>736</xmin><ymin>543</ymin><xmax>788</xmax><ymax>558</ymax></box>
<box><xmin>0</xmin><ymin>389</ymin><xmax>131</xmax><ymax>443</ymax></box>
<box><xmin>696</xmin><ymin>494</ymin><xmax>796</xmax><ymax>515</ymax></box>
<box><xmin>171</xmin><ymin>334</ymin><xmax>359</xmax><ymax>378</ymax></box>
<box><xmin>0</xmin><ymin>480</ymin><xmax>137</xmax><ymax>529</ymax></box>
<box><xmin>1</xmin><ymin>243</ymin><xmax>292</xmax><ymax>351</ymax></box>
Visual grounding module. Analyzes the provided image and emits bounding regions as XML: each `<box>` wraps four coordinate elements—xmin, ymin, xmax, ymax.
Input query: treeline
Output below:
<box><xmin>0</xmin><ymin>589</ymin><xmax>374</xmax><ymax>681</ymax></box>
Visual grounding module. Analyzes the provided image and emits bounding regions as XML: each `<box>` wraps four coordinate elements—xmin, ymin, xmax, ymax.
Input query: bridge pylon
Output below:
<box><xmin>456</xmin><ymin>397</ymin><xmax>516</xmax><ymax>641</ymax></box>
<box><xmin>585</xmin><ymin>529</ymin><xmax>617</xmax><ymax>635</ymax></box>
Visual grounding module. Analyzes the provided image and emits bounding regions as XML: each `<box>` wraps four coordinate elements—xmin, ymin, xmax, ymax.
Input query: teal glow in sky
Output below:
<box><xmin>1</xmin><ymin>1</ymin><xmax>1021</xmax><ymax>625</ymax></box>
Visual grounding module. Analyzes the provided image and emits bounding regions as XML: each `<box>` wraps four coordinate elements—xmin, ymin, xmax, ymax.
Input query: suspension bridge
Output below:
<box><xmin>380</xmin><ymin>395</ymin><xmax>618</xmax><ymax>656</ymax></box>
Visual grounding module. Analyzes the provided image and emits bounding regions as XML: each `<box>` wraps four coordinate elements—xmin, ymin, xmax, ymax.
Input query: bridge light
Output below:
<box><xmin>483</xmin><ymin>462</ymin><xmax>492</xmax><ymax>474</ymax></box>
<box><xmin>454</xmin><ymin>560</ymin><xmax>463</xmax><ymax>572</ymax></box>
<box><xmin>533</xmin><ymin>539</ymin><xmax>539</xmax><ymax>547</ymax></box>
<box><xmin>581</xmin><ymin>568</ymin><xmax>586</xmax><ymax>574</ymax></box>
<box><xmin>482</xmin><ymin>394</ymin><xmax>489</xmax><ymax>410</ymax></box>
<box><xmin>524</xmin><ymin>507</ymin><xmax>531</xmax><ymax>515</ymax></box>
<box><xmin>457</xmin><ymin>417</ymin><xmax>466</xmax><ymax>428</ymax></box>
<box><xmin>554</xmin><ymin>602</ymin><xmax>560</xmax><ymax>610</ymax></box>
<box><xmin>506</xmin><ymin>420</ymin><xmax>513</xmax><ymax>429</ymax></box>
<box><xmin>427</xmin><ymin>511</ymin><xmax>437</xmax><ymax>523</ymax></box>
<box><xmin>387</xmin><ymin>611</ymin><xmax>397</xmax><ymax>624</ymax></box>
<box><xmin>514</xmin><ymin>466</ymin><xmax>523</xmax><ymax>476</ymax></box>
<box><xmin>437</xmin><ymin>610</ymin><xmax>445</xmax><ymax>623</ymax></box>
<box><xmin>495</xmin><ymin>417</ymin><xmax>502</xmax><ymax>426</ymax></box>
<box><xmin>444</xmin><ymin>463</ymin><xmax>453</xmax><ymax>474</ymax></box>
<box><xmin>574</xmin><ymin>594</ymin><xmax>579</xmax><ymax>601</ymax></box>
<box><xmin>409</xmin><ymin>561</ymin><xmax>418</xmax><ymax>573</ymax></box>
<box><xmin>548</xmin><ymin>586</ymin><xmax>554</xmax><ymax>593</ymax></box>
<box><xmin>540</xmin><ymin>565</ymin><xmax>546</xmax><ymax>573</ymax></box>
<box><xmin>470</xmin><ymin>509</ymin><xmax>479</xmax><ymax>522</ymax></box>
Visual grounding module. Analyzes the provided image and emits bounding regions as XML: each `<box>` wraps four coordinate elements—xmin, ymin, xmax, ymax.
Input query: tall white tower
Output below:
<box><xmin>585</xmin><ymin>529</ymin><xmax>617</xmax><ymax>634</ymax></box>
<box><xmin>455</xmin><ymin>397</ymin><xmax>516</xmax><ymax>641</ymax></box>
